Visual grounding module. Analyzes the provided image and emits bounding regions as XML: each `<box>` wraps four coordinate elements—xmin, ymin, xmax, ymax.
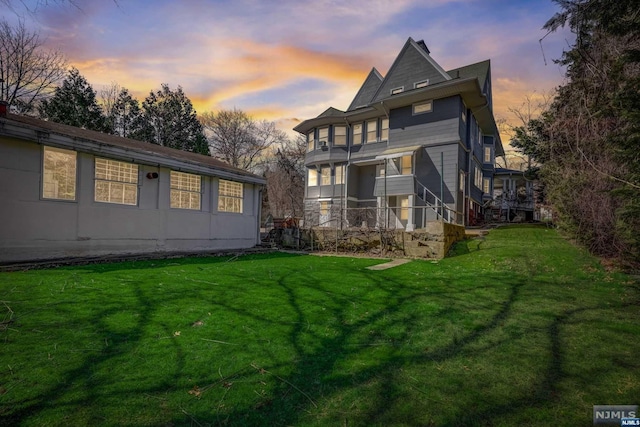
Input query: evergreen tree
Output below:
<box><xmin>136</xmin><ymin>84</ymin><xmax>208</xmax><ymax>155</ymax></box>
<box><xmin>38</xmin><ymin>68</ymin><xmax>108</xmax><ymax>132</ymax></box>
<box><xmin>108</xmin><ymin>88</ymin><xmax>144</xmax><ymax>138</ymax></box>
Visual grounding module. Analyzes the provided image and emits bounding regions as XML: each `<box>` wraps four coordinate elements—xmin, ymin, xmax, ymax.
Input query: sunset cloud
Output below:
<box><xmin>13</xmin><ymin>0</ymin><xmax>572</xmax><ymax>148</ymax></box>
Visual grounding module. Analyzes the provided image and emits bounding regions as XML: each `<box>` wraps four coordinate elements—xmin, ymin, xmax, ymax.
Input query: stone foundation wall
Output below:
<box><xmin>305</xmin><ymin>221</ymin><xmax>466</xmax><ymax>259</ymax></box>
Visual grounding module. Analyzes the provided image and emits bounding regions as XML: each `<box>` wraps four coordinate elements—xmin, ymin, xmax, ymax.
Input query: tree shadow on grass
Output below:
<box><xmin>2</xmin><ymin>253</ymin><xmax>638</xmax><ymax>426</ymax></box>
<box><xmin>172</xmin><ymin>268</ymin><xmax>531</xmax><ymax>426</ymax></box>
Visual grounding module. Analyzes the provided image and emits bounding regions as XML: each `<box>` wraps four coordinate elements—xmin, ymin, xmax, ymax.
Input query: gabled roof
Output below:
<box><xmin>0</xmin><ymin>113</ymin><xmax>265</xmax><ymax>184</ymax></box>
<box><xmin>294</xmin><ymin>37</ymin><xmax>503</xmax><ymax>155</ymax></box>
<box><xmin>447</xmin><ymin>60</ymin><xmax>490</xmax><ymax>90</ymax></box>
<box><xmin>347</xmin><ymin>68</ymin><xmax>384</xmax><ymax>111</ymax></box>
<box><xmin>370</xmin><ymin>37</ymin><xmax>451</xmax><ymax>104</ymax></box>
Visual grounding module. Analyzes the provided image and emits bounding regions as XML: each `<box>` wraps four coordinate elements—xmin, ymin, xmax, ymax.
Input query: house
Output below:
<box><xmin>0</xmin><ymin>104</ymin><xmax>265</xmax><ymax>263</ymax></box>
<box><xmin>294</xmin><ymin>37</ymin><xmax>504</xmax><ymax>230</ymax></box>
<box><xmin>488</xmin><ymin>168</ymin><xmax>535</xmax><ymax>222</ymax></box>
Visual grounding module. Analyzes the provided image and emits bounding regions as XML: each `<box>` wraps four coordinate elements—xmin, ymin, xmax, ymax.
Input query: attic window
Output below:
<box><xmin>390</xmin><ymin>87</ymin><xmax>404</xmax><ymax>95</ymax></box>
<box><xmin>414</xmin><ymin>80</ymin><xmax>429</xmax><ymax>89</ymax></box>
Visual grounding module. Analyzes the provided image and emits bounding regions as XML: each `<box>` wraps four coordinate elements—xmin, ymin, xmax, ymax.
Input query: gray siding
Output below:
<box><xmin>0</xmin><ymin>137</ymin><xmax>261</xmax><ymax>263</ymax></box>
<box><xmin>373</xmin><ymin>45</ymin><xmax>449</xmax><ymax>102</ymax></box>
<box><xmin>390</xmin><ymin>118</ymin><xmax>459</xmax><ymax>147</ymax></box>
<box><xmin>373</xmin><ymin>175</ymin><xmax>414</xmax><ymax>197</ymax></box>
<box><xmin>305</xmin><ymin>147</ymin><xmax>348</xmax><ymax>165</ymax></box>
<box><xmin>415</xmin><ymin>144</ymin><xmax>460</xmax><ymax>206</ymax></box>
<box><xmin>355</xmin><ymin>165</ymin><xmax>377</xmax><ymax>200</ymax></box>
<box><xmin>305</xmin><ymin>184</ymin><xmax>345</xmax><ymax>200</ymax></box>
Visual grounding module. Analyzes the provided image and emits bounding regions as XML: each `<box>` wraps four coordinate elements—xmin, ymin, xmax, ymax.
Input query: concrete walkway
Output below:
<box><xmin>366</xmin><ymin>258</ymin><xmax>412</xmax><ymax>270</ymax></box>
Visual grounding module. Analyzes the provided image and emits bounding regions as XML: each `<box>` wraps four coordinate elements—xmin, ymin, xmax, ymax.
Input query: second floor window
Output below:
<box><xmin>170</xmin><ymin>171</ymin><xmax>201</xmax><ymax>210</ymax></box>
<box><xmin>42</xmin><ymin>146</ymin><xmax>77</xmax><ymax>201</ymax></box>
<box><xmin>388</xmin><ymin>155</ymin><xmax>412</xmax><ymax>176</ymax></box>
<box><xmin>366</xmin><ymin>120</ymin><xmax>377</xmax><ymax>143</ymax></box>
<box><xmin>94</xmin><ymin>158</ymin><xmax>138</xmax><ymax>205</ymax></box>
<box><xmin>484</xmin><ymin>146</ymin><xmax>493</xmax><ymax>163</ymax></box>
<box><xmin>307</xmin><ymin>131</ymin><xmax>315</xmax><ymax>152</ymax></box>
<box><xmin>474</xmin><ymin>164</ymin><xmax>482</xmax><ymax>189</ymax></box>
<box><xmin>334</xmin><ymin>126</ymin><xmax>346</xmax><ymax>146</ymax></box>
<box><xmin>380</xmin><ymin>118</ymin><xmax>389</xmax><ymax>141</ymax></box>
<box><xmin>353</xmin><ymin>123</ymin><xmax>362</xmax><ymax>145</ymax></box>
<box><xmin>318</xmin><ymin>127</ymin><xmax>329</xmax><ymax>147</ymax></box>
<box><xmin>413</xmin><ymin>100</ymin><xmax>433</xmax><ymax>115</ymax></box>
<box><xmin>483</xmin><ymin>177</ymin><xmax>491</xmax><ymax>194</ymax></box>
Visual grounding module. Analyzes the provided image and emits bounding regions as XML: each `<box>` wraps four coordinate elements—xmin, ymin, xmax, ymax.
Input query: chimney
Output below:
<box><xmin>0</xmin><ymin>101</ymin><xmax>7</xmax><ymax>117</ymax></box>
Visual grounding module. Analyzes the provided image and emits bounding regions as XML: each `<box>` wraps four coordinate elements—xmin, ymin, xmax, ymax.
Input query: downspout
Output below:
<box><xmin>380</xmin><ymin>101</ymin><xmax>390</xmax><ymax>228</ymax></box>
<box><xmin>256</xmin><ymin>186</ymin><xmax>263</xmax><ymax>246</ymax></box>
<box><xmin>344</xmin><ymin>117</ymin><xmax>351</xmax><ymax>227</ymax></box>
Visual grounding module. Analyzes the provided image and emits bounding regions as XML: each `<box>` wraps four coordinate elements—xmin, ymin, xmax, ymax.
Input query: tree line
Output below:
<box><xmin>510</xmin><ymin>0</ymin><xmax>640</xmax><ymax>266</ymax></box>
<box><xmin>0</xmin><ymin>18</ymin><xmax>304</xmax><ymax>221</ymax></box>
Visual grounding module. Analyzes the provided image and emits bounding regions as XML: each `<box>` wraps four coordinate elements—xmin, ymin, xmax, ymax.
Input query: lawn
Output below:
<box><xmin>0</xmin><ymin>225</ymin><xmax>638</xmax><ymax>426</ymax></box>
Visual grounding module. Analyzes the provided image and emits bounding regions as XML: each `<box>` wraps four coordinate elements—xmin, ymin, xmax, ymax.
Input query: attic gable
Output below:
<box><xmin>347</xmin><ymin>68</ymin><xmax>384</xmax><ymax>111</ymax></box>
<box><xmin>371</xmin><ymin>37</ymin><xmax>451</xmax><ymax>103</ymax></box>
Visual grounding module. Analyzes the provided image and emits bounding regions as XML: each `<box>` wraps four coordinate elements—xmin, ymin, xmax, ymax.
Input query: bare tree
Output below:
<box><xmin>0</xmin><ymin>19</ymin><xmax>67</xmax><ymax>113</ymax></box>
<box><xmin>99</xmin><ymin>82</ymin><xmax>120</xmax><ymax>118</ymax></box>
<box><xmin>504</xmin><ymin>92</ymin><xmax>552</xmax><ymax>170</ymax></box>
<box><xmin>265</xmin><ymin>134</ymin><xmax>306</xmax><ymax>218</ymax></box>
<box><xmin>200</xmin><ymin>109</ymin><xmax>287</xmax><ymax>173</ymax></box>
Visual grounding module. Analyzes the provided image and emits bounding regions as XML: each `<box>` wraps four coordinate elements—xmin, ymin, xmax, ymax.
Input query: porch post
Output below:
<box><xmin>406</xmin><ymin>194</ymin><xmax>415</xmax><ymax>231</ymax></box>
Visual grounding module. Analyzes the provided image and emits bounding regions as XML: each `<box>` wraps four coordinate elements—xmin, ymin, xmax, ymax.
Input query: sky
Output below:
<box><xmin>4</xmin><ymin>0</ymin><xmax>573</xmax><ymax>146</ymax></box>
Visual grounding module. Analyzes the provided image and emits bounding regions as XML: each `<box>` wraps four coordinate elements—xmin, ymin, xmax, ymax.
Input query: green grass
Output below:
<box><xmin>0</xmin><ymin>224</ymin><xmax>638</xmax><ymax>426</ymax></box>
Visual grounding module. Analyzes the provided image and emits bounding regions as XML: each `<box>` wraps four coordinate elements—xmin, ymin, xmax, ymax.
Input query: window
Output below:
<box><xmin>94</xmin><ymin>158</ymin><xmax>138</xmax><ymax>205</ymax></box>
<box><xmin>474</xmin><ymin>164</ymin><xmax>482</xmax><ymax>189</ymax></box>
<box><xmin>413</xmin><ymin>100</ymin><xmax>433</xmax><ymax>114</ymax></box>
<box><xmin>43</xmin><ymin>146</ymin><xmax>77</xmax><ymax>201</ymax></box>
<box><xmin>366</xmin><ymin>119</ymin><xmax>377</xmax><ymax>143</ymax></box>
<box><xmin>320</xmin><ymin>166</ymin><xmax>331</xmax><ymax>185</ymax></box>
<box><xmin>334</xmin><ymin>126</ymin><xmax>346</xmax><ymax>146</ymax></box>
<box><xmin>459</xmin><ymin>170</ymin><xmax>465</xmax><ymax>192</ymax></box>
<box><xmin>401</xmin><ymin>155</ymin><xmax>412</xmax><ymax>175</ymax></box>
<box><xmin>307</xmin><ymin>168</ymin><xmax>318</xmax><ymax>187</ymax></box>
<box><xmin>307</xmin><ymin>131</ymin><xmax>315</xmax><ymax>152</ymax></box>
<box><xmin>318</xmin><ymin>127</ymin><xmax>329</xmax><ymax>147</ymax></box>
<box><xmin>320</xmin><ymin>201</ymin><xmax>330</xmax><ymax>215</ymax></box>
<box><xmin>399</xmin><ymin>197</ymin><xmax>409</xmax><ymax>221</ymax></box>
<box><xmin>352</xmin><ymin>123</ymin><xmax>362</xmax><ymax>145</ymax></box>
<box><xmin>414</xmin><ymin>80</ymin><xmax>429</xmax><ymax>89</ymax></box>
<box><xmin>483</xmin><ymin>177</ymin><xmax>491</xmax><ymax>194</ymax></box>
<box><xmin>484</xmin><ymin>146</ymin><xmax>492</xmax><ymax>163</ymax></box>
<box><xmin>170</xmin><ymin>171</ymin><xmax>201</xmax><ymax>210</ymax></box>
<box><xmin>461</xmin><ymin>108</ymin><xmax>467</xmax><ymax>123</ymax></box>
<box><xmin>380</xmin><ymin>118</ymin><xmax>389</xmax><ymax>141</ymax></box>
<box><xmin>390</xmin><ymin>87</ymin><xmax>404</xmax><ymax>95</ymax></box>
<box><xmin>390</xmin><ymin>155</ymin><xmax>412</xmax><ymax>176</ymax></box>
<box><xmin>335</xmin><ymin>164</ymin><xmax>345</xmax><ymax>185</ymax></box>
<box><xmin>218</xmin><ymin>179</ymin><xmax>243</xmax><ymax>213</ymax></box>
<box><xmin>477</xmin><ymin>128</ymin><xmax>482</xmax><ymax>146</ymax></box>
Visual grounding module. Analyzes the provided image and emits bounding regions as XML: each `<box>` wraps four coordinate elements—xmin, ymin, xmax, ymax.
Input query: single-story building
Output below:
<box><xmin>0</xmin><ymin>104</ymin><xmax>265</xmax><ymax>263</ymax></box>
